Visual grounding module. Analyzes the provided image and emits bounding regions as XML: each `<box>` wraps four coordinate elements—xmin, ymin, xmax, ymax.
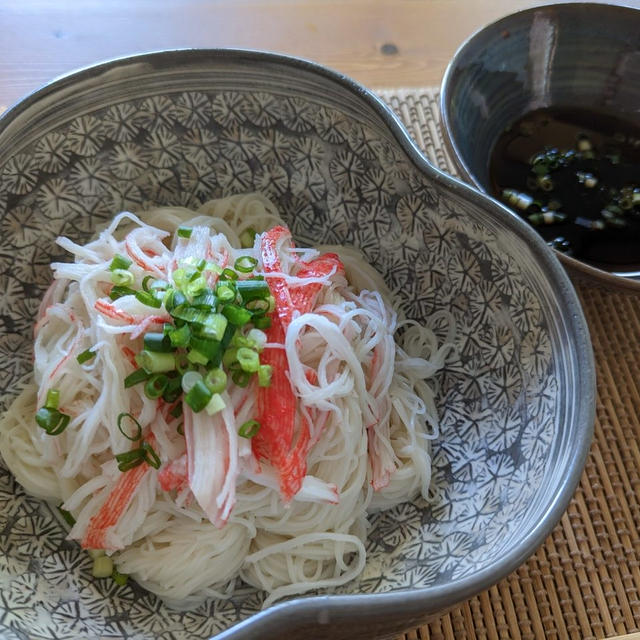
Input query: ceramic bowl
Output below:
<box><xmin>440</xmin><ymin>2</ymin><xmax>640</xmax><ymax>292</ymax></box>
<box><xmin>0</xmin><ymin>50</ymin><xmax>594</xmax><ymax>640</ymax></box>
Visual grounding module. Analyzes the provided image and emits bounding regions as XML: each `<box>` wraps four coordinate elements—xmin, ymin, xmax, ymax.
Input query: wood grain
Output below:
<box><xmin>0</xmin><ymin>0</ymin><xmax>567</xmax><ymax>107</ymax></box>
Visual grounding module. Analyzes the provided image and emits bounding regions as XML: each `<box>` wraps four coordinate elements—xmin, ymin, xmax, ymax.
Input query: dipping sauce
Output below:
<box><xmin>489</xmin><ymin>106</ymin><xmax>640</xmax><ymax>270</ymax></box>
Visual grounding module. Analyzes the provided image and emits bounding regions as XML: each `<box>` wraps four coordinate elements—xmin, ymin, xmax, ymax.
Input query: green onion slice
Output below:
<box><xmin>185</xmin><ymin>380</ymin><xmax>213</xmax><ymax>413</ymax></box>
<box><xmin>222</xmin><ymin>304</ymin><xmax>252</xmax><ymax>326</ymax></box>
<box><xmin>109</xmin><ymin>253</ymin><xmax>133</xmax><ymax>271</ymax></box>
<box><xmin>77</xmin><ymin>348</ymin><xmax>96</xmax><ymax>365</ymax></box>
<box><xmin>115</xmin><ymin>449</ymin><xmax>145</xmax><ymax>472</ymax></box>
<box><xmin>234</xmin><ymin>256</ymin><xmax>258</xmax><ymax>273</ymax></box>
<box><xmin>124</xmin><ymin>368</ymin><xmax>150</xmax><ymax>388</ymax></box>
<box><xmin>237</xmin><ymin>347</ymin><xmax>260</xmax><ymax>373</ymax></box>
<box><xmin>239</xmin><ymin>228</ymin><xmax>257</xmax><ymax>249</ymax></box>
<box><xmin>117</xmin><ymin>412</ymin><xmax>143</xmax><ymax>441</ymax></box>
<box><xmin>141</xmin><ymin>441</ymin><xmax>161</xmax><ymax>469</ymax></box>
<box><xmin>205</xmin><ymin>368</ymin><xmax>227</xmax><ymax>394</ymax></box>
<box><xmin>136</xmin><ymin>350</ymin><xmax>175</xmax><ymax>373</ymax></box>
<box><xmin>45</xmin><ymin>389</ymin><xmax>60</xmax><ymax>410</ymax></box>
<box><xmin>145</xmin><ymin>374</ymin><xmax>169</xmax><ymax>399</ymax></box>
<box><xmin>136</xmin><ymin>290</ymin><xmax>162</xmax><ymax>309</ymax></box>
<box><xmin>177</xmin><ymin>226</ymin><xmax>193</xmax><ymax>239</ymax></box>
<box><xmin>238</xmin><ymin>420</ymin><xmax>261</xmax><ymax>438</ymax></box>
<box><xmin>35</xmin><ymin>407</ymin><xmax>70</xmax><ymax>435</ymax></box>
<box><xmin>143</xmin><ymin>332</ymin><xmax>174</xmax><ymax>353</ymax></box>
<box><xmin>57</xmin><ymin>505</ymin><xmax>76</xmax><ymax>527</ymax></box>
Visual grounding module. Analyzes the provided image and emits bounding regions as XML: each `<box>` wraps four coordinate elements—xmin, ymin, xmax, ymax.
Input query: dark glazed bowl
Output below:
<box><xmin>440</xmin><ymin>2</ymin><xmax>640</xmax><ymax>292</ymax></box>
<box><xmin>0</xmin><ymin>50</ymin><xmax>594</xmax><ymax>639</ymax></box>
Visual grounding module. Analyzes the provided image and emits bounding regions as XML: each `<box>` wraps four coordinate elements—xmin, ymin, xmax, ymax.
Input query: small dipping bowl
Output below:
<box><xmin>440</xmin><ymin>2</ymin><xmax>640</xmax><ymax>292</ymax></box>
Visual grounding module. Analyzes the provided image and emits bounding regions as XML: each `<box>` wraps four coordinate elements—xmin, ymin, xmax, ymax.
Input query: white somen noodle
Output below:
<box><xmin>0</xmin><ymin>193</ymin><xmax>453</xmax><ymax>609</ymax></box>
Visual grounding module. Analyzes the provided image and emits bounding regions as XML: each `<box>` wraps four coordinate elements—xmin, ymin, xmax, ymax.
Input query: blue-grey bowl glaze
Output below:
<box><xmin>0</xmin><ymin>50</ymin><xmax>594</xmax><ymax>640</ymax></box>
<box><xmin>440</xmin><ymin>2</ymin><xmax>640</xmax><ymax>291</ymax></box>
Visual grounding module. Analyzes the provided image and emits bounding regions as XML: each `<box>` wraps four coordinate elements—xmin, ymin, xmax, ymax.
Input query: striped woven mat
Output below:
<box><xmin>378</xmin><ymin>88</ymin><xmax>640</xmax><ymax>640</ymax></box>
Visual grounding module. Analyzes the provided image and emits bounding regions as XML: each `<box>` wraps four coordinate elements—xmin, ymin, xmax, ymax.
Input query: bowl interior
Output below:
<box><xmin>0</xmin><ymin>51</ymin><xmax>592</xmax><ymax>639</ymax></box>
<box><xmin>441</xmin><ymin>3</ymin><xmax>640</xmax><ymax>191</ymax></box>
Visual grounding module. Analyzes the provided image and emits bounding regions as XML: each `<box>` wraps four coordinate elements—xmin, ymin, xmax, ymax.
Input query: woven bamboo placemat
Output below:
<box><xmin>378</xmin><ymin>87</ymin><xmax>640</xmax><ymax>640</ymax></box>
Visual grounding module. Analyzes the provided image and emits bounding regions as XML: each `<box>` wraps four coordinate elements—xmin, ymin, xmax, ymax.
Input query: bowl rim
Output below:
<box><xmin>0</xmin><ymin>48</ymin><xmax>596</xmax><ymax>639</ymax></box>
<box><xmin>439</xmin><ymin>0</ymin><xmax>640</xmax><ymax>293</ymax></box>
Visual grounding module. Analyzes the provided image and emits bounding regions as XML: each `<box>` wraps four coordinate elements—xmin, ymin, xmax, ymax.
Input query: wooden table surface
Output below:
<box><xmin>0</xmin><ymin>0</ymin><xmax>613</xmax><ymax>111</ymax></box>
<box><xmin>2</xmin><ymin>2</ymin><xmax>640</xmax><ymax>640</ymax></box>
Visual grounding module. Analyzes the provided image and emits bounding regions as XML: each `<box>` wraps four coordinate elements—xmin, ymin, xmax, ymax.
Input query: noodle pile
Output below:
<box><xmin>0</xmin><ymin>193</ymin><xmax>452</xmax><ymax>608</ymax></box>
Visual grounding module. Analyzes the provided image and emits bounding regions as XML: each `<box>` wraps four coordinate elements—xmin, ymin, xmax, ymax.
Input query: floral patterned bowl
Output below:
<box><xmin>0</xmin><ymin>50</ymin><xmax>594</xmax><ymax>640</ymax></box>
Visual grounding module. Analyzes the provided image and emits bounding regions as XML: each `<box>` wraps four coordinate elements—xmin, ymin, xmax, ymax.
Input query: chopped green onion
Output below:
<box><xmin>136</xmin><ymin>350</ymin><xmax>175</xmax><ymax>373</ymax></box>
<box><xmin>143</xmin><ymin>332</ymin><xmax>174</xmax><ymax>353</ymax></box>
<box><xmin>205</xmin><ymin>393</ymin><xmax>226</xmax><ymax>416</ymax></box>
<box><xmin>169</xmin><ymin>402</ymin><xmax>183</xmax><ymax>419</ymax></box>
<box><xmin>141</xmin><ymin>441</ymin><xmax>161</xmax><ymax>469</ymax></box>
<box><xmin>182</xmin><ymin>370</ymin><xmax>203</xmax><ymax>393</ymax></box>
<box><xmin>239</xmin><ymin>228</ymin><xmax>257</xmax><ymax>248</ymax></box>
<box><xmin>234</xmin><ymin>256</ymin><xmax>258</xmax><ymax>273</ymax></box>
<box><xmin>124</xmin><ymin>368</ymin><xmax>150</xmax><ymax>388</ymax></box>
<box><xmin>247</xmin><ymin>328</ymin><xmax>267</xmax><ymax>351</ymax></box>
<box><xmin>175</xmin><ymin>352</ymin><xmax>191</xmax><ymax>375</ymax></box>
<box><xmin>169</xmin><ymin>324</ymin><xmax>191</xmax><ymax>348</ymax></box>
<box><xmin>237</xmin><ymin>347</ymin><xmax>260</xmax><ymax>373</ymax></box>
<box><xmin>88</xmin><ymin>549</ymin><xmax>105</xmax><ymax>560</ymax></box>
<box><xmin>109</xmin><ymin>253</ymin><xmax>132</xmax><ymax>271</ymax></box>
<box><xmin>92</xmin><ymin>555</ymin><xmax>114</xmax><ymax>578</ymax></box>
<box><xmin>236</xmin><ymin>279</ymin><xmax>270</xmax><ymax>302</ymax></box>
<box><xmin>117</xmin><ymin>413</ymin><xmax>143</xmax><ymax>441</ymax></box>
<box><xmin>171</xmin><ymin>304</ymin><xmax>207</xmax><ymax>324</ymax></box>
<box><xmin>35</xmin><ymin>407</ymin><xmax>70</xmax><ymax>435</ymax></box>
<box><xmin>185</xmin><ymin>380</ymin><xmax>213</xmax><ymax>413</ymax></box>
<box><xmin>191</xmin><ymin>290</ymin><xmax>217</xmax><ymax>309</ymax></box>
<box><xmin>110</xmin><ymin>285</ymin><xmax>136</xmax><ymax>300</ymax></box>
<box><xmin>205</xmin><ymin>368</ymin><xmax>227</xmax><ymax>394</ymax></box>
<box><xmin>232</xmin><ymin>369</ymin><xmax>251</xmax><ymax>388</ymax></box>
<box><xmin>222</xmin><ymin>304</ymin><xmax>252</xmax><ymax>326</ymax></box>
<box><xmin>136</xmin><ymin>290</ymin><xmax>162</xmax><ymax>309</ymax></box>
<box><xmin>115</xmin><ymin>448</ymin><xmax>145</xmax><ymax>472</ymax></box>
<box><xmin>198</xmin><ymin>313</ymin><xmax>228</xmax><ymax>341</ymax></box>
<box><xmin>252</xmin><ymin>315</ymin><xmax>272</xmax><ymax>330</ymax></box>
<box><xmin>220</xmin><ymin>268</ymin><xmax>238</xmax><ymax>281</ymax></box>
<box><xmin>111</xmin><ymin>268</ymin><xmax>134</xmax><ymax>286</ymax></box>
<box><xmin>145</xmin><ymin>374</ymin><xmax>169</xmax><ymax>399</ymax></box>
<box><xmin>190</xmin><ymin>337</ymin><xmax>222</xmax><ymax>362</ymax></box>
<box><xmin>142</xmin><ymin>275</ymin><xmax>168</xmax><ymax>292</ymax></box>
<box><xmin>222</xmin><ymin>347</ymin><xmax>238</xmax><ymax>368</ymax></box>
<box><xmin>246</xmin><ymin>298</ymin><xmax>270</xmax><ymax>313</ymax></box>
<box><xmin>45</xmin><ymin>389</ymin><xmax>60</xmax><ymax>410</ymax></box>
<box><xmin>162</xmin><ymin>376</ymin><xmax>183</xmax><ymax>403</ymax></box>
<box><xmin>77</xmin><ymin>348</ymin><xmax>96</xmax><ymax>365</ymax></box>
<box><xmin>258</xmin><ymin>364</ymin><xmax>272</xmax><ymax>387</ymax></box>
<box><xmin>177</xmin><ymin>226</ymin><xmax>193</xmax><ymax>239</ymax></box>
<box><xmin>216</xmin><ymin>285</ymin><xmax>236</xmax><ymax>303</ymax></box>
<box><xmin>238</xmin><ymin>419</ymin><xmax>261</xmax><ymax>438</ymax></box>
<box><xmin>176</xmin><ymin>422</ymin><xmax>185</xmax><ymax>436</ymax></box>
<box><xmin>111</xmin><ymin>568</ymin><xmax>129</xmax><ymax>586</ymax></box>
<box><xmin>220</xmin><ymin>323</ymin><xmax>236</xmax><ymax>351</ymax></box>
<box><xmin>185</xmin><ymin>276</ymin><xmax>207</xmax><ymax>298</ymax></box>
<box><xmin>164</xmin><ymin>288</ymin><xmax>187</xmax><ymax>311</ymax></box>
<box><xmin>187</xmin><ymin>349</ymin><xmax>209</xmax><ymax>366</ymax></box>
<box><xmin>57</xmin><ymin>505</ymin><xmax>76</xmax><ymax>526</ymax></box>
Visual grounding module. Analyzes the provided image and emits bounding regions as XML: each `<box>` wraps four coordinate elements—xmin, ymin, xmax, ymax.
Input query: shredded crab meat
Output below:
<box><xmin>0</xmin><ymin>193</ymin><xmax>453</xmax><ymax>609</ymax></box>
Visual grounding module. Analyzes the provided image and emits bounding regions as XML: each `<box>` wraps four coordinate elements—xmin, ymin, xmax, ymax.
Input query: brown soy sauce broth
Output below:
<box><xmin>489</xmin><ymin>106</ymin><xmax>640</xmax><ymax>270</ymax></box>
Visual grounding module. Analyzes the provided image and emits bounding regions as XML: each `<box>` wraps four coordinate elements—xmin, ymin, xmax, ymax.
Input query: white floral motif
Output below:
<box><xmin>243</xmin><ymin>92</ymin><xmax>282</xmax><ymax>127</ymax></box>
<box><xmin>67</xmin><ymin>115</ymin><xmax>105</xmax><ymax>156</ymax></box>
<box><xmin>1</xmin><ymin>154</ymin><xmax>38</xmax><ymax>194</ymax></box>
<box><xmin>33</xmin><ymin>132</ymin><xmax>72</xmax><ymax>172</ymax></box>
<box><xmin>174</xmin><ymin>92</ymin><xmax>211</xmax><ymax>128</ymax></box>
<box><xmin>103</xmin><ymin>103</ymin><xmax>142</xmax><ymax>141</ymax></box>
<box><xmin>0</xmin><ymin>206</ymin><xmax>43</xmax><ymax>248</ymax></box>
<box><xmin>69</xmin><ymin>156</ymin><xmax>112</xmax><ymax>195</ymax></box>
